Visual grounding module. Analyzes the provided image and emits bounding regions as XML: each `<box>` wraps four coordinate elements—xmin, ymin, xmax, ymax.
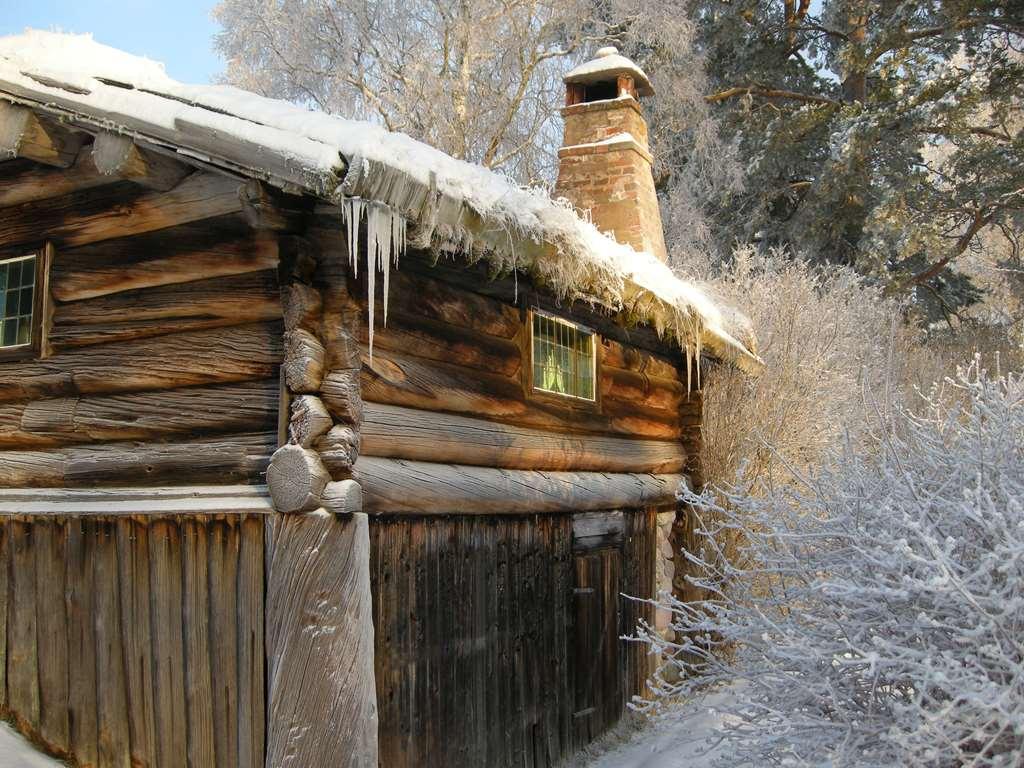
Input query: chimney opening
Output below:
<box><xmin>582</xmin><ymin>80</ymin><xmax>618</xmax><ymax>103</ymax></box>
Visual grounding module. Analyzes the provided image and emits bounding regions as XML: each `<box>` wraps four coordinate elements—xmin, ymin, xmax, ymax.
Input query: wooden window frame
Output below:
<box><xmin>0</xmin><ymin>242</ymin><xmax>52</xmax><ymax>362</ymax></box>
<box><xmin>525</xmin><ymin>308</ymin><xmax>601</xmax><ymax>409</ymax></box>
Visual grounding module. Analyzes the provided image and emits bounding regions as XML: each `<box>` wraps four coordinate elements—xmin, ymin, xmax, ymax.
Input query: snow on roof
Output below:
<box><xmin>564</xmin><ymin>46</ymin><xmax>654</xmax><ymax>97</ymax></box>
<box><xmin>0</xmin><ymin>31</ymin><xmax>761</xmax><ymax>373</ymax></box>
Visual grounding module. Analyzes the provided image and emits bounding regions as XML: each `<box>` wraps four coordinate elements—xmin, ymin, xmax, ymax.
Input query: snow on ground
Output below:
<box><xmin>569</xmin><ymin>688</ymin><xmax>738</xmax><ymax>768</ymax></box>
<box><xmin>0</xmin><ymin>723</ymin><xmax>65</xmax><ymax>767</ymax></box>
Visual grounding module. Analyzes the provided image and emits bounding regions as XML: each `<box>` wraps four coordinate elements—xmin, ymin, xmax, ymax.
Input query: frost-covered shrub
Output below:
<box><xmin>643</xmin><ymin>363</ymin><xmax>1024</xmax><ymax>767</ymax></box>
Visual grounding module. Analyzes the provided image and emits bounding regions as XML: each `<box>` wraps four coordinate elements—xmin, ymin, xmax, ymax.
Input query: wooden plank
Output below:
<box><xmin>354</xmin><ymin>456</ymin><xmax>684</xmax><ymax>515</ymax></box>
<box><xmin>208</xmin><ymin>520</ymin><xmax>240</xmax><ymax>768</ymax></box>
<box><xmin>51</xmin><ymin>215</ymin><xmax>277</xmax><ymax>302</ymax></box>
<box><xmin>265</xmin><ymin>512</ymin><xmax>377</xmax><ymax>768</ymax></box>
<box><xmin>0</xmin><ymin>521</ymin><xmax>7</xmax><ymax>710</ymax></box>
<box><xmin>237</xmin><ymin>516</ymin><xmax>264</xmax><ymax>768</ymax></box>
<box><xmin>0</xmin><ymin>172</ymin><xmax>242</xmax><ymax>250</ymax></box>
<box><xmin>50</xmin><ymin>270</ymin><xmax>282</xmax><ymax>349</ymax></box>
<box><xmin>0</xmin><ymin>321</ymin><xmax>283</xmax><ymax>404</ymax></box>
<box><xmin>572</xmin><ymin>512</ymin><xmax>625</xmax><ymax>552</ymax></box>
<box><xmin>34</xmin><ymin>519</ymin><xmax>70</xmax><ymax>754</ymax></box>
<box><xmin>149</xmin><ymin>519</ymin><xmax>187</xmax><ymax>768</ymax></box>
<box><xmin>7</xmin><ymin>520</ymin><xmax>40</xmax><ymax>733</ymax></box>
<box><xmin>65</xmin><ymin>520</ymin><xmax>98</xmax><ymax>767</ymax></box>
<box><xmin>116</xmin><ymin>519</ymin><xmax>157</xmax><ymax>768</ymax></box>
<box><xmin>93</xmin><ymin>519</ymin><xmax>131</xmax><ymax>767</ymax></box>
<box><xmin>0</xmin><ymin>431</ymin><xmax>278</xmax><ymax>488</ymax></box>
<box><xmin>361</xmin><ymin>402</ymin><xmax>687</xmax><ymax>473</ymax></box>
<box><xmin>0</xmin><ymin>156</ymin><xmax>113</xmax><ymax>209</ymax></box>
<box><xmin>182</xmin><ymin>520</ymin><xmax>216</xmax><ymax>767</ymax></box>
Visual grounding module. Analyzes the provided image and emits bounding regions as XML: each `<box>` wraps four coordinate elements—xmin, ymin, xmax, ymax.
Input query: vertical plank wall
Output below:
<box><xmin>0</xmin><ymin>514</ymin><xmax>266</xmax><ymax>768</ymax></box>
<box><xmin>370</xmin><ymin>508</ymin><xmax>658</xmax><ymax>768</ymax></box>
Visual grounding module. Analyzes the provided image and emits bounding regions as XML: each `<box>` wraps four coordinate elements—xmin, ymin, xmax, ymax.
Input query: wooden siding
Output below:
<box><xmin>370</xmin><ymin>509</ymin><xmax>658</xmax><ymax>768</ymax></box>
<box><xmin>0</xmin><ymin>512</ymin><xmax>266</xmax><ymax>768</ymax></box>
<box><xmin>0</xmin><ymin>158</ymin><xmax>282</xmax><ymax>488</ymax></box>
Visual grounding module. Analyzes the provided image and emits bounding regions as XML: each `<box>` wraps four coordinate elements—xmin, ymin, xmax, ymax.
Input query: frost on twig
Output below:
<box><xmin>639</xmin><ymin>361</ymin><xmax>1024</xmax><ymax>767</ymax></box>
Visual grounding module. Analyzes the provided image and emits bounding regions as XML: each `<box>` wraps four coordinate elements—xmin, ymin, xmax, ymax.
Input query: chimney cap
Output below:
<box><xmin>564</xmin><ymin>46</ymin><xmax>654</xmax><ymax>97</ymax></box>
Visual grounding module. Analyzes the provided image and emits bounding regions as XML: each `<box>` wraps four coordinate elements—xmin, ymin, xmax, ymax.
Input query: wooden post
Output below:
<box><xmin>265</xmin><ymin>511</ymin><xmax>378</xmax><ymax>768</ymax></box>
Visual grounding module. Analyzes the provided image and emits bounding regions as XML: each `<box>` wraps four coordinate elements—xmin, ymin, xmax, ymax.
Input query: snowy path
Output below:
<box><xmin>570</xmin><ymin>690</ymin><xmax>737</xmax><ymax>768</ymax></box>
<box><xmin>0</xmin><ymin>723</ymin><xmax>64</xmax><ymax>767</ymax></box>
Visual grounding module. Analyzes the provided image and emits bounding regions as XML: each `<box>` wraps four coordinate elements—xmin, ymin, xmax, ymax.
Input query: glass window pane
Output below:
<box><xmin>1</xmin><ymin>255</ymin><xmax>37</xmax><ymax>349</ymax></box>
<box><xmin>531</xmin><ymin>312</ymin><xmax>596</xmax><ymax>401</ymax></box>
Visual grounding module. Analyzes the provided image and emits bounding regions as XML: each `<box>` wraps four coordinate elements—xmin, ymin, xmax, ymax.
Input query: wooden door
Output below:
<box><xmin>571</xmin><ymin>545</ymin><xmax>623</xmax><ymax>747</ymax></box>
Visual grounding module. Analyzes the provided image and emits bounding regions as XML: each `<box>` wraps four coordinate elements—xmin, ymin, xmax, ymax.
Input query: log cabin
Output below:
<box><xmin>0</xmin><ymin>32</ymin><xmax>762</xmax><ymax>768</ymax></box>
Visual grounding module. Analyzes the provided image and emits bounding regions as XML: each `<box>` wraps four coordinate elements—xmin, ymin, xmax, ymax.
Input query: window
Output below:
<box><xmin>531</xmin><ymin>311</ymin><xmax>596</xmax><ymax>401</ymax></box>
<box><xmin>0</xmin><ymin>254</ymin><xmax>37</xmax><ymax>349</ymax></box>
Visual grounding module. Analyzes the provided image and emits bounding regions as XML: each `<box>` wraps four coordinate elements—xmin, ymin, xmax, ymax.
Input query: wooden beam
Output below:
<box><xmin>92</xmin><ymin>132</ymin><xmax>191</xmax><ymax>191</ymax></box>
<box><xmin>266</xmin><ymin>444</ymin><xmax>330</xmax><ymax>513</ymax></box>
<box><xmin>239</xmin><ymin>180</ymin><xmax>313</xmax><ymax>232</ymax></box>
<box><xmin>0</xmin><ymin>431</ymin><xmax>277</xmax><ymax>488</ymax></box>
<box><xmin>0</xmin><ymin>172</ymin><xmax>243</xmax><ymax>250</ymax></box>
<box><xmin>265</xmin><ymin>512</ymin><xmax>378</xmax><ymax>768</ymax></box>
<box><xmin>0</xmin><ymin>379</ymin><xmax>280</xmax><ymax>449</ymax></box>
<box><xmin>360</xmin><ymin>402</ymin><xmax>687</xmax><ymax>473</ymax></box>
<box><xmin>51</xmin><ymin>217</ymin><xmax>277</xmax><ymax>302</ymax></box>
<box><xmin>0</xmin><ymin>156</ymin><xmax>112</xmax><ymax>209</ymax></box>
<box><xmin>0</xmin><ymin>102</ymin><xmax>84</xmax><ymax>168</ymax></box>
<box><xmin>353</xmin><ymin>456</ymin><xmax>685</xmax><ymax>514</ymax></box>
<box><xmin>0</xmin><ymin>485</ymin><xmax>273</xmax><ymax>516</ymax></box>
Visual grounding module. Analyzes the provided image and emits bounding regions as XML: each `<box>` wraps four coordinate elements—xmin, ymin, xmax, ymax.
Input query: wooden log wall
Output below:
<box><xmin>0</xmin><ymin>154</ymin><xmax>283</xmax><ymax>487</ymax></box>
<box><xmin>370</xmin><ymin>508</ymin><xmax>658</xmax><ymax>768</ymax></box>
<box><xmin>0</xmin><ymin>508</ymin><xmax>267</xmax><ymax>768</ymax></box>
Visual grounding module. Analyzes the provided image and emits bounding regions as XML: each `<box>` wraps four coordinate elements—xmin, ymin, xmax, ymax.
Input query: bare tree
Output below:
<box><xmin>214</xmin><ymin>0</ymin><xmax>604</xmax><ymax>182</ymax></box>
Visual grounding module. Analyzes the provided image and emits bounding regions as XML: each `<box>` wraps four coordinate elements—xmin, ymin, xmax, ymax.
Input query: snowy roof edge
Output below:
<box><xmin>0</xmin><ymin>31</ymin><xmax>763</xmax><ymax>375</ymax></box>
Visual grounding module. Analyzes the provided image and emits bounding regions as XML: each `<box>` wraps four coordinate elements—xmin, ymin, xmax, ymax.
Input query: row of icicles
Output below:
<box><xmin>342</xmin><ymin>197</ymin><xmax>408</xmax><ymax>360</ymax></box>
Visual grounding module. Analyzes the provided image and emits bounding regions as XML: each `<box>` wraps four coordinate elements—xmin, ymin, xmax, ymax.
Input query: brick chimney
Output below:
<box><xmin>555</xmin><ymin>47</ymin><xmax>668</xmax><ymax>263</ymax></box>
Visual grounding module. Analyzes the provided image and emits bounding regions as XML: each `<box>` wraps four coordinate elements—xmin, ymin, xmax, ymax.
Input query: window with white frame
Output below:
<box><xmin>530</xmin><ymin>311</ymin><xmax>596</xmax><ymax>401</ymax></box>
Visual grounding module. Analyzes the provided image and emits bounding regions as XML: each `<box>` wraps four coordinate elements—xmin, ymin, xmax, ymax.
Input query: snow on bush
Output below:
<box><xmin>642</xmin><ymin>362</ymin><xmax>1024</xmax><ymax>767</ymax></box>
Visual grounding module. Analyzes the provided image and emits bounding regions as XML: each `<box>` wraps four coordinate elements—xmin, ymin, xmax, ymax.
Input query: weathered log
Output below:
<box><xmin>313</xmin><ymin>425</ymin><xmax>360</xmax><ymax>477</ymax></box>
<box><xmin>0</xmin><ymin>103</ymin><xmax>84</xmax><ymax>167</ymax></box>
<box><xmin>321</xmin><ymin>480</ymin><xmax>362</xmax><ymax>515</ymax></box>
<box><xmin>288</xmin><ymin>395</ymin><xmax>332</xmax><ymax>448</ymax></box>
<box><xmin>266</xmin><ymin>444</ymin><xmax>329</xmax><ymax>513</ymax></box>
<box><xmin>0</xmin><ymin>322</ymin><xmax>282</xmax><ymax>404</ymax></box>
<box><xmin>92</xmin><ymin>132</ymin><xmax>191</xmax><ymax>191</ymax></box>
<box><xmin>602</xmin><ymin>338</ymin><xmax>679</xmax><ymax>380</ymax></box>
<box><xmin>281</xmin><ymin>282</ymin><xmax>323</xmax><ymax>333</ymax></box>
<box><xmin>600</xmin><ymin>366</ymin><xmax>689</xmax><ymax>413</ymax></box>
<box><xmin>0</xmin><ymin>432</ymin><xmax>277</xmax><ymax>488</ymax></box>
<box><xmin>265</xmin><ymin>511</ymin><xmax>377</xmax><ymax>768</ymax></box>
<box><xmin>0</xmin><ymin>156</ymin><xmax>112</xmax><ymax>208</ymax></box>
<box><xmin>0</xmin><ymin>380</ymin><xmax>279</xmax><ymax>449</ymax></box>
<box><xmin>349</xmin><ymin>267</ymin><xmax>521</xmax><ymax>339</ymax></box>
<box><xmin>0</xmin><ymin>485</ymin><xmax>273</xmax><ymax>516</ymax></box>
<box><xmin>49</xmin><ymin>269</ymin><xmax>282</xmax><ymax>350</ymax></box>
<box><xmin>361</xmin><ymin>348</ymin><xmax>683</xmax><ymax>439</ymax></box>
<box><xmin>0</xmin><ymin>172</ymin><xmax>242</xmax><ymax>250</ymax></box>
<box><xmin>321</xmin><ymin>369</ymin><xmax>363</xmax><ymax>426</ymax></box>
<box><xmin>239</xmin><ymin>180</ymin><xmax>312</xmax><ymax>233</ymax></box>
<box><xmin>307</xmin><ymin>233</ymin><xmax>363</xmax><ymax>370</ymax></box>
<box><xmin>352</xmin><ymin>312</ymin><xmax>523</xmax><ymax>378</ymax></box>
<box><xmin>360</xmin><ymin>402</ymin><xmax>687</xmax><ymax>473</ymax></box>
<box><xmin>51</xmin><ymin>217</ymin><xmax>277</xmax><ymax>302</ymax></box>
<box><xmin>354</xmin><ymin>456</ymin><xmax>685</xmax><ymax>514</ymax></box>
<box><xmin>282</xmin><ymin>329</ymin><xmax>326</xmax><ymax>394</ymax></box>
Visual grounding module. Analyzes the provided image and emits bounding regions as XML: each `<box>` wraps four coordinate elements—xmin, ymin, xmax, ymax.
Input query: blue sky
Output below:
<box><xmin>1</xmin><ymin>0</ymin><xmax>224</xmax><ymax>83</ymax></box>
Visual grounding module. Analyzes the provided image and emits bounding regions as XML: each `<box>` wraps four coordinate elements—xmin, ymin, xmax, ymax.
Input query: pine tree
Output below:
<box><xmin>689</xmin><ymin>1</ymin><xmax>1023</xmax><ymax>317</ymax></box>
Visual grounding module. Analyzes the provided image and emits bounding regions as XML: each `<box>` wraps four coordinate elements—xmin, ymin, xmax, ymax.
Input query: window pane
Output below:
<box><xmin>532</xmin><ymin>312</ymin><xmax>596</xmax><ymax>401</ymax></box>
<box><xmin>1</xmin><ymin>255</ymin><xmax>37</xmax><ymax>349</ymax></box>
